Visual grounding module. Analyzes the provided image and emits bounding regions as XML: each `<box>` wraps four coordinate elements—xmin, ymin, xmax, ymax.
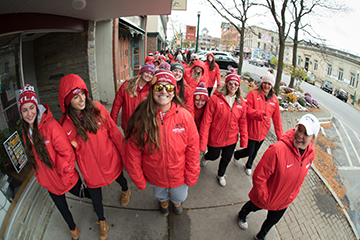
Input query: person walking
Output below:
<box><xmin>233</xmin><ymin>68</ymin><xmax>283</xmax><ymax>175</ymax></box>
<box><xmin>204</xmin><ymin>53</ymin><xmax>221</xmax><ymax>96</ymax></box>
<box><xmin>236</xmin><ymin>114</ymin><xmax>320</xmax><ymax>240</ymax></box>
<box><xmin>19</xmin><ymin>84</ymin><xmax>87</xmax><ymax>240</ymax></box>
<box><xmin>124</xmin><ymin>69</ymin><xmax>200</xmax><ymax>216</ymax></box>
<box><xmin>58</xmin><ymin>74</ymin><xmax>129</xmax><ymax>240</ymax></box>
<box><xmin>199</xmin><ymin>71</ymin><xmax>248</xmax><ymax>186</ymax></box>
<box><xmin>170</xmin><ymin>62</ymin><xmax>194</xmax><ymax>116</ymax></box>
<box><xmin>184</xmin><ymin>59</ymin><xmax>208</xmax><ymax>92</ymax></box>
<box><xmin>110</xmin><ymin>63</ymin><xmax>155</xmax><ymax>132</ymax></box>
<box><xmin>193</xmin><ymin>82</ymin><xmax>208</xmax><ymax>130</ymax></box>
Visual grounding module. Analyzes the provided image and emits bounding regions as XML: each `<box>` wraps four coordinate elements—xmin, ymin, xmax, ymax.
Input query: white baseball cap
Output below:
<box><xmin>296</xmin><ymin>114</ymin><xmax>320</xmax><ymax>137</ymax></box>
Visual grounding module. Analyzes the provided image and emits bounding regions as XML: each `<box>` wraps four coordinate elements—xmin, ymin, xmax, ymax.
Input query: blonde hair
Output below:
<box><xmin>124</xmin><ymin>75</ymin><xmax>142</xmax><ymax>97</ymax></box>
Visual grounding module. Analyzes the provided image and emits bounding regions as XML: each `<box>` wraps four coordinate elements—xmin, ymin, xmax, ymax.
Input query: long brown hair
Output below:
<box><xmin>208</xmin><ymin>55</ymin><xmax>215</xmax><ymax>71</ymax></box>
<box><xmin>65</xmin><ymin>95</ymin><xmax>103</xmax><ymax>142</ymax></box>
<box><xmin>125</xmin><ymin>86</ymin><xmax>186</xmax><ymax>153</ymax></box>
<box><xmin>22</xmin><ymin>110</ymin><xmax>53</xmax><ymax>172</ymax></box>
<box><xmin>216</xmin><ymin>82</ymin><xmax>243</xmax><ymax>104</ymax></box>
<box><xmin>124</xmin><ymin>75</ymin><xmax>142</xmax><ymax>97</ymax></box>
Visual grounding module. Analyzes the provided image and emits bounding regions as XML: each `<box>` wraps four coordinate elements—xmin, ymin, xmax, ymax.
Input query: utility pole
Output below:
<box><xmin>195</xmin><ymin>11</ymin><xmax>201</xmax><ymax>52</ymax></box>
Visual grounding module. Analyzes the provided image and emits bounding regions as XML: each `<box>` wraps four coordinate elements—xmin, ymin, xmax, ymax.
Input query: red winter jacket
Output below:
<box><xmin>125</xmin><ymin>102</ymin><xmax>200</xmax><ymax>190</ymax></box>
<box><xmin>246</xmin><ymin>90</ymin><xmax>283</xmax><ymax>141</ymax></box>
<box><xmin>23</xmin><ymin>104</ymin><xmax>79</xmax><ymax>195</ymax></box>
<box><xmin>58</xmin><ymin>75</ymin><xmax>124</xmax><ymax>188</ymax></box>
<box><xmin>110</xmin><ymin>81</ymin><xmax>150</xmax><ymax>131</ymax></box>
<box><xmin>178</xmin><ymin>84</ymin><xmax>194</xmax><ymax>117</ymax></box>
<box><xmin>205</xmin><ymin>53</ymin><xmax>221</xmax><ymax>87</ymax></box>
<box><xmin>249</xmin><ymin>128</ymin><xmax>315</xmax><ymax>211</ymax></box>
<box><xmin>194</xmin><ymin>106</ymin><xmax>205</xmax><ymax>130</ymax></box>
<box><xmin>184</xmin><ymin>60</ymin><xmax>208</xmax><ymax>90</ymax></box>
<box><xmin>199</xmin><ymin>92</ymin><xmax>248</xmax><ymax>151</ymax></box>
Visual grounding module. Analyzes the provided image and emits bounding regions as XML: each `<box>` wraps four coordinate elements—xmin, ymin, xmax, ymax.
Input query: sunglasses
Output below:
<box><xmin>227</xmin><ymin>81</ymin><xmax>239</xmax><ymax>86</ymax></box>
<box><xmin>191</xmin><ymin>59</ymin><xmax>198</xmax><ymax>61</ymax></box>
<box><xmin>153</xmin><ymin>84</ymin><xmax>175</xmax><ymax>92</ymax></box>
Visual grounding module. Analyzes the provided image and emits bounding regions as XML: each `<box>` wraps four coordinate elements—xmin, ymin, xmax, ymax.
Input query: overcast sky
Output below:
<box><xmin>167</xmin><ymin>0</ymin><xmax>360</xmax><ymax>56</ymax></box>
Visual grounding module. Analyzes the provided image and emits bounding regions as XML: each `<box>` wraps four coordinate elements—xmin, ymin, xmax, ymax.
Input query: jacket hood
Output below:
<box><xmin>190</xmin><ymin>59</ymin><xmax>205</xmax><ymax>74</ymax></box>
<box><xmin>206</xmin><ymin>52</ymin><xmax>215</xmax><ymax>62</ymax></box>
<box><xmin>58</xmin><ymin>74</ymin><xmax>89</xmax><ymax>113</ymax></box>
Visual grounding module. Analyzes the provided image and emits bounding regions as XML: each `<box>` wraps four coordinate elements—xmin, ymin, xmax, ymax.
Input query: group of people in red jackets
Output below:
<box><xmin>18</xmin><ymin>50</ymin><xmax>320</xmax><ymax>240</ymax></box>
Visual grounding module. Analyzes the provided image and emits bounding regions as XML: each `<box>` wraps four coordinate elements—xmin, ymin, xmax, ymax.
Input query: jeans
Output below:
<box><xmin>148</xmin><ymin>183</ymin><xmax>188</xmax><ymax>204</ymax></box>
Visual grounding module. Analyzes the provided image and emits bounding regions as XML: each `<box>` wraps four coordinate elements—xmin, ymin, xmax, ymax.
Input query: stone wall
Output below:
<box><xmin>33</xmin><ymin>21</ymin><xmax>99</xmax><ymax>120</ymax></box>
<box><xmin>4</xmin><ymin>177</ymin><xmax>53</xmax><ymax>240</ymax></box>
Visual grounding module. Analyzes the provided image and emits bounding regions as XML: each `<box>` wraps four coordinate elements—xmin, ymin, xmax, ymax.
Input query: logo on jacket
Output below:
<box><xmin>220</xmin><ymin>102</ymin><xmax>224</xmax><ymax>105</ymax></box>
<box><xmin>172</xmin><ymin>123</ymin><xmax>185</xmax><ymax>133</ymax></box>
<box><xmin>286</xmin><ymin>164</ymin><xmax>293</xmax><ymax>168</ymax></box>
<box><xmin>43</xmin><ymin>136</ymin><xmax>50</xmax><ymax>145</ymax></box>
<box><xmin>236</xmin><ymin>105</ymin><xmax>243</xmax><ymax>109</ymax></box>
<box><xmin>71</xmin><ymin>140</ymin><xmax>78</xmax><ymax>148</ymax></box>
<box><xmin>270</xmin><ymin>102</ymin><xmax>275</xmax><ymax>106</ymax></box>
<box><xmin>306</xmin><ymin>163</ymin><xmax>311</xmax><ymax>169</ymax></box>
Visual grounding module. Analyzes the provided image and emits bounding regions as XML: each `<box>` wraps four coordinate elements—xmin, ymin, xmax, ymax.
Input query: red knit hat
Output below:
<box><xmin>159</xmin><ymin>55</ymin><xmax>166</xmax><ymax>62</ymax></box>
<box><xmin>145</xmin><ymin>56</ymin><xmax>154</xmax><ymax>64</ymax></box>
<box><xmin>150</xmin><ymin>70</ymin><xmax>177</xmax><ymax>91</ymax></box>
<box><xmin>194</xmin><ymin>82</ymin><xmax>209</xmax><ymax>101</ymax></box>
<box><xmin>168</xmin><ymin>54</ymin><xmax>173</xmax><ymax>60</ymax></box>
<box><xmin>18</xmin><ymin>84</ymin><xmax>38</xmax><ymax>111</ymax></box>
<box><xmin>65</xmin><ymin>88</ymin><xmax>86</xmax><ymax>106</ymax></box>
<box><xmin>225</xmin><ymin>72</ymin><xmax>241</xmax><ymax>85</ymax></box>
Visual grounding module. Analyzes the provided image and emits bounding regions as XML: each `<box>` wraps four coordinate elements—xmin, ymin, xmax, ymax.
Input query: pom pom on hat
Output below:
<box><xmin>261</xmin><ymin>71</ymin><xmax>275</xmax><ymax>88</ymax></box>
<box><xmin>18</xmin><ymin>84</ymin><xmax>38</xmax><ymax>111</ymax></box>
<box><xmin>194</xmin><ymin>82</ymin><xmax>209</xmax><ymax>101</ymax></box>
<box><xmin>158</xmin><ymin>62</ymin><xmax>171</xmax><ymax>71</ymax></box>
<box><xmin>148</xmin><ymin>51</ymin><xmax>153</xmax><ymax>56</ymax></box>
<box><xmin>150</xmin><ymin>70</ymin><xmax>177</xmax><ymax>92</ymax></box>
<box><xmin>140</xmin><ymin>63</ymin><xmax>155</xmax><ymax>75</ymax></box>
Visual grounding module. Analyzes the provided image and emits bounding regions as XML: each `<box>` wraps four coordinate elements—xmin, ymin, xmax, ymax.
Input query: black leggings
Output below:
<box><xmin>234</xmin><ymin>139</ymin><xmax>264</xmax><ymax>169</ymax></box>
<box><xmin>238</xmin><ymin>200</ymin><xmax>287</xmax><ymax>239</ymax></box>
<box><xmin>205</xmin><ymin>143</ymin><xmax>236</xmax><ymax>177</ymax></box>
<box><xmin>86</xmin><ymin>172</ymin><xmax>128</xmax><ymax>221</ymax></box>
<box><xmin>49</xmin><ymin>177</ymin><xmax>87</xmax><ymax>230</ymax></box>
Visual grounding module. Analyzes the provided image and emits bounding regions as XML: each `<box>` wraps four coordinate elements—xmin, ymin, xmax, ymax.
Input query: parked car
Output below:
<box><xmin>320</xmin><ymin>80</ymin><xmax>333</xmax><ymax>93</ymax></box>
<box><xmin>214</xmin><ymin>55</ymin><xmax>239</xmax><ymax>70</ymax></box>
<box><xmin>334</xmin><ymin>88</ymin><xmax>348</xmax><ymax>103</ymax></box>
<box><xmin>248</xmin><ymin>57</ymin><xmax>264</xmax><ymax>67</ymax></box>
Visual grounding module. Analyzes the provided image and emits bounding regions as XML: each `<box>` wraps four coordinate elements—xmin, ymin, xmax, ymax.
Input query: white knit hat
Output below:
<box><xmin>261</xmin><ymin>72</ymin><xmax>275</xmax><ymax>88</ymax></box>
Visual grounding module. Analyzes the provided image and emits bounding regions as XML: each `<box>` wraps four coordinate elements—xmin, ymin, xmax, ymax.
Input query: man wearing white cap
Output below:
<box><xmin>236</xmin><ymin>114</ymin><xmax>320</xmax><ymax>240</ymax></box>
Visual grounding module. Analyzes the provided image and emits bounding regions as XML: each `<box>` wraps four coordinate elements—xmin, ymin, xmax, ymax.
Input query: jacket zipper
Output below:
<box><xmin>160</xmin><ymin>110</ymin><xmax>170</xmax><ymax>187</ymax></box>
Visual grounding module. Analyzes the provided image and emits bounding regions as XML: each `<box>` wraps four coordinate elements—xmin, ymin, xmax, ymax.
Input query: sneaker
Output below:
<box><xmin>217</xmin><ymin>175</ymin><xmax>226</xmax><ymax>186</ymax></box>
<box><xmin>237</xmin><ymin>218</ymin><xmax>248</xmax><ymax>230</ymax></box>
<box><xmin>201</xmin><ymin>153</ymin><xmax>208</xmax><ymax>167</ymax></box>
<box><xmin>244</xmin><ymin>165</ymin><xmax>252</xmax><ymax>175</ymax></box>
<box><xmin>173</xmin><ymin>202</ymin><xmax>183</xmax><ymax>215</ymax></box>
<box><xmin>233</xmin><ymin>153</ymin><xmax>241</xmax><ymax>164</ymax></box>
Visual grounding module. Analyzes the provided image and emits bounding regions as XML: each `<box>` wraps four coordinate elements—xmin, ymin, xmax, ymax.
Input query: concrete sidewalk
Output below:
<box><xmin>42</xmin><ymin>104</ymin><xmax>356</xmax><ymax>240</ymax></box>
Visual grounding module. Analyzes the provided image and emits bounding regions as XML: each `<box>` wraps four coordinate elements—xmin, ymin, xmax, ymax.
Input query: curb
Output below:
<box><xmin>311</xmin><ymin>165</ymin><xmax>359</xmax><ymax>239</ymax></box>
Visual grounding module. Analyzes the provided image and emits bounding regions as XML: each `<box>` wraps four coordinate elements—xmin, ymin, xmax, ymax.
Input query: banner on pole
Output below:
<box><xmin>186</xmin><ymin>26</ymin><xmax>196</xmax><ymax>41</ymax></box>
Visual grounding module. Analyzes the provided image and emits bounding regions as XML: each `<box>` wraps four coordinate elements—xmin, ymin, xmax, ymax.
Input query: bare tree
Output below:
<box><xmin>288</xmin><ymin>0</ymin><xmax>348</xmax><ymax>88</ymax></box>
<box><xmin>262</xmin><ymin>0</ymin><xmax>292</xmax><ymax>94</ymax></box>
<box><xmin>206</xmin><ymin>0</ymin><xmax>256</xmax><ymax>75</ymax></box>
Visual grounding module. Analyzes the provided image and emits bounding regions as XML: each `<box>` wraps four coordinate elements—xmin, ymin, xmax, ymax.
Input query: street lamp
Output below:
<box><xmin>352</xmin><ymin>71</ymin><xmax>359</xmax><ymax>105</ymax></box>
<box><xmin>195</xmin><ymin>11</ymin><xmax>201</xmax><ymax>53</ymax></box>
